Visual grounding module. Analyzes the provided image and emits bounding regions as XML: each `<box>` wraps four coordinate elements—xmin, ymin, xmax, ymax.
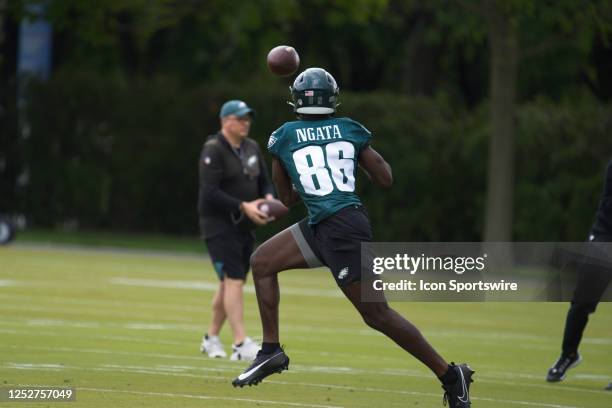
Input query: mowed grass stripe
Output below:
<box><xmin>0</xmin><ymin>365</ymin><xmax>598</xmax><ymax>408</ymax></box>
<box><xmin>1</xmin><ymin>343</ymin><xmax>610</xmax><ymax>395</ymax></box>
<box><xmin>2</xmin><ymin>245</ymin><xmax>612</xmax><ymax>407</ymax></box>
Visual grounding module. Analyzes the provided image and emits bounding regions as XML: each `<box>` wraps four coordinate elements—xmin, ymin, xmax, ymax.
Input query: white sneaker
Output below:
<box><xmin>230</xmin><ymin>337</ymin><xmax>260</xmax><ymax>361</ymax></box>
<box><xmin>200</xmin><ymin>335</ymin><xmax>227</xmax><ymax>358</ymax></box>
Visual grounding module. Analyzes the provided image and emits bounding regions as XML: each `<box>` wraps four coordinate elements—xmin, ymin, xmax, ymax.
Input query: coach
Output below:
<box><xmin>198</xmin><ymin>100</ymin><xmax>274</xmax><ymax>361</ymax></box>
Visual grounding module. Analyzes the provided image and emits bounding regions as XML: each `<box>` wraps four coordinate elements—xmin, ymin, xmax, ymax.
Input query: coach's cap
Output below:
<box><xmin>220</xmin><ymin>100</ymin><xmax>254</xmax><ymax>118</ymax></box>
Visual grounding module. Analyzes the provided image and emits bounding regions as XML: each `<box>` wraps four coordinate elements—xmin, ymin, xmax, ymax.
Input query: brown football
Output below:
<box><xmin>267</xmin><ymin>45</ymin><xmax>300</xmax><ymax>77</ymax></box>
<box><xmin>258</xmin><ymin>199</ymin><xmax>289</xmax><ymax>219</ymax></box>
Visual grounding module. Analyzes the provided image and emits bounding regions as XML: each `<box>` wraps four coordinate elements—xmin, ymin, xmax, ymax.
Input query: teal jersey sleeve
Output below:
<box><xmin>269</xmin><ymin>117</ymin><xmax>372</xmax><ymax>225</ymax></box>
<box><xmin>267</xmin><ymin>125</ymin><xmax>285</xmax><ymax>156</ymax></box>
<box><xmin>343</xmin><ymin>118</ymin><xmax>372</xmax><ymax>153</ymax></box>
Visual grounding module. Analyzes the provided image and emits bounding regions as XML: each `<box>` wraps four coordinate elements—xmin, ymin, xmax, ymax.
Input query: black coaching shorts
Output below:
<box><xmin>205</xmin><ymin>229</ymin><xmax>255</xmax><ymax>281</ymax></box>
<box><xmin>289</xmin><ymin>205</ymin><xmax>373</xmax><ymax>287</ymax></box>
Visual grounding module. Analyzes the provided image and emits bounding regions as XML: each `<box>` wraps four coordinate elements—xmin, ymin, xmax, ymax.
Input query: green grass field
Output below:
<box><xmin>1</xmin><ymin>244</ymin><xmax>611</xmax><ymax>407</ymax></box>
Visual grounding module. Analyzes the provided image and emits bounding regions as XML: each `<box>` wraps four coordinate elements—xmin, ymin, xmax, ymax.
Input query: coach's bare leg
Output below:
<box><xmin>224</xmin><ymin>277</ymin><xmax>246</xmax><ymax>344</ymax></box>
<box><xmin>250</xmin><ymin>228</ymin><xmax>308</xmax><ymax>343</ymax></box>
<box><xmin>342</xmin><ymin>282</ymin><xmax>449</xmax><ymax>376</ymax></box>
<box><xmin>207</xmin><ymin>281</ymin><xmax>226</xmax><ymax>336</ymax></box>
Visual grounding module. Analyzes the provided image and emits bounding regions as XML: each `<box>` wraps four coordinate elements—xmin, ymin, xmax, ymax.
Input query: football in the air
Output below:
<box><xmin>266</xmin><ymin>45</ymin><xmax>300</xmax><ymax>76</ymax></box>
<box><xmin>258</xmin><ymin>199</ymin><xmax>289</xmax><ymax>219</ymax></box>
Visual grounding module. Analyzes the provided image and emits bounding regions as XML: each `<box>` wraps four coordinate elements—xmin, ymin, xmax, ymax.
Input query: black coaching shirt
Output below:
<box><xmin>591</xmin><ymin>159</ymin><xmax>612</xmax><ymax>238</ymax></box>
<box><xmin>198</xmin><ymin>132</ymin><xmax>274</xmax><ymax>239</ymax></box>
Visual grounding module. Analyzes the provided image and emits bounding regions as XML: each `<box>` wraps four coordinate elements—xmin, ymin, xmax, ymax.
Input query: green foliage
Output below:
<box><xmin>514</xmin><ymin>98</ymin><xmax>612</xmax><ymax>240</ymax></box>
<box><xmin>8</xmin><ymin>0</ymin><xmax>612</xmax><ymax>102</ymax></box>
<box><xmin>17</xmin><ymin>72</ymin><xmax>611</xmax><ymax>241</ymax></box>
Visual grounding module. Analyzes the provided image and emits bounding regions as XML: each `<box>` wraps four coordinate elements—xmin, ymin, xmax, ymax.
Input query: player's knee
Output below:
<box><xmin>570</xmin><ymin>301</ymin><xmax>598</xmax><ymax>315</ymax></box>
<box><xmin>212</xmin><ymin>295</ymin><xmax>223</xmax><ymax>310</ymax></box>
<box><xmin>362</xmin><ymin>312</ymin><xmax>386</xmax><ymax>332</ymax></box>
<box><xmin>224</xmin><ymin>277</ymin><xmax>244</xmax><ymax>287</ymax></box>
<box><xmin>250</xmin><ymin>248</ymin><xmax>271</xmax><ymax>278</ymax></box>
<box><xmin>360</xmin><ymin>305</ymin><xmax>391</xmax><ymax>332</ymax></box>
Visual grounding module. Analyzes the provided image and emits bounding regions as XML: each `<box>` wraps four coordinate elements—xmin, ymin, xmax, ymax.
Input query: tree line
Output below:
<box><xmin>1</xmin><ymin>0</ymin><xmax>611</xmax><ymax>241</ymax></box>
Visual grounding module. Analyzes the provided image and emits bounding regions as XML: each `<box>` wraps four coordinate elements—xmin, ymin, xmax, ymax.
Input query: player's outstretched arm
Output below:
<box><xmin>358</xmin><ymin>146</ymin><xmax>393</xmax><ymax>188</ymax></box>
<box><xmin>272</xmin><ymin>157</ymin><xmax>302</xmax><ymax>206</ymax></box>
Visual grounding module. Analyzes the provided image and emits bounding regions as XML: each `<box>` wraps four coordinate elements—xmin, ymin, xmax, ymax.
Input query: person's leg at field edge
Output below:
<box><xmin>231</xmin><ymin>225</ymin><xmax>309</xmax><ymax>386</ymax></box>
<box><xmin>207</xmin><ymin>281</ymin><xmax>226</xmax><ymax>337</ymax></box>
<box><xmin>235</xmin><ymin>220</ymin><xmax>472</xmax><ymax>406</ymax></box>
<box><xmin>561</xmin><ymin>301</ymin><xmax>598</xmax><ymax>357</ymax></box>
<box><xmin>250</xmin><ymin>227</ymin><xmax>310</xmax><ymax>346</ymax></box>
<box><xmin>203</xmin><ymin>232</ymin><xmax>255</xmax><ymax>359</ymax></box>
<box><xmin>250</xmin><ymin>224</ymin><xmax>451</xmax><ymax>380</ymax></box>
<box><xmin>339</xmin><ymin>282</ymin><xmax>473</xmax><ymax>408</ymax></box>
<box><xmin>204</xmin><ymin>278</ymin><xmax>253</xmax><ymax>354</ymax></box>
<box><xmin>200</xmin><ymin>235</ymin><xmax>230</xmax><ymax>358</ymax></box>
<box><xmin>340</xmin><ymin>282</ymin><xmax>449</xmax><ymax>377</ymax></box>
<box><xmin>547</xmin><ymin>239</ymin><xmax>611</xmax><ymax>382</ymax></box>
<box><xmin>223</xmin><ymin>277</ymin><xmax>247</xmax><ymax>344</ymax></box>
<box><xmin>223</xmin><ymin>234</ymin><xmax>255</xmax><ymax>346</ymax></box>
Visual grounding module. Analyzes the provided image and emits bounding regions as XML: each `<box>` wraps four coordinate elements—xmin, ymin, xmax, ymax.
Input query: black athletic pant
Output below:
<box><xmin>561</xmin><ymin>237</ymin><xmax>612</xmax><ymax>356</ymax></box>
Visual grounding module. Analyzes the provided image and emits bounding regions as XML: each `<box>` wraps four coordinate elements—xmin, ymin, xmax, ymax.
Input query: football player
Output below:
<box><xmin>546</xmin><ymin>159</ymin><xmax>612</xmax><ymax>384</ymax></box>
<box><xmin>232</xmin><ymin>68</ymin><xmax>474</xmax><ymax>407</ymax></box>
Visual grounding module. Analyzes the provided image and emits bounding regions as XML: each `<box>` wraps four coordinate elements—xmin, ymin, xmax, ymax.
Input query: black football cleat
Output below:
<box><xmin>232</xmin><ymin>348</ymin><xmax>289</xmax><ymax>387</ymax></box>
<box><xmin>605</xmin><ymin>381</ymin><xmax>612</xmax><ymax>391</ymax></box>
<box><xmin>546</xmin><ymin>353</ymin><xmax>582</xmax><ymax>382</ymax></box>
<box><xmin>442</xmin><ymin>363</ymin><xmax>474</xmax><ymax>407</ymax></box>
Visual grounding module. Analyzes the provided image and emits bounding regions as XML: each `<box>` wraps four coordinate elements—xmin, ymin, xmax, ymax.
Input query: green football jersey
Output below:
<box><xmin>267</xmin><ymin>117</ymin><xmax>372</xmax><ymax>224</ymax></box>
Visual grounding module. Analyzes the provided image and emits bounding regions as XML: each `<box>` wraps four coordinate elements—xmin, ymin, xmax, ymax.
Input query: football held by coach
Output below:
<box><xmin>197</xmin><ymin>99</ymin><xmax>274</xmax><ymax>361</ymax></box>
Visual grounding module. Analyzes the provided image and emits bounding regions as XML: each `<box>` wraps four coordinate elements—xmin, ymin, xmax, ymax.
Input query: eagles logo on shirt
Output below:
<box><xmin>268</xmin><ymin>134</ymin><xmax>278</xmax><ymax>149</ymax></box>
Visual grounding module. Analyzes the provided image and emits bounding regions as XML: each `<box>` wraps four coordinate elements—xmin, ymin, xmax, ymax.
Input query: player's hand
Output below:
<box><xmin>241</xmin><ymin>199</ymin><xmax>270</xmax><ymax>226</ymax></box>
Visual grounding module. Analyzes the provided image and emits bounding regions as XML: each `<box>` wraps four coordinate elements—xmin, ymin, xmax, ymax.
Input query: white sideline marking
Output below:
<box><xmin>10</xmin><ymin>242</ymin><xmax>209</xmax><ymax>261</ymax></box>
<box><xmin>3</xmin><ymin>345</ymin><xmax>610</xmax><ymax>398</ymax></box>
<box><xmin>582</xmin><ymin>338</ymin><xmax>612</xmax><ymax>345</ymax></box>
<box><xmin>0</xmin><ymin>328</ymin><xmax>190</xmax><ymax>346</ymax></box>
<box><xmin>3</xmin><ymin>364</ymin><xmax>592</xmax><ymax>408</ymax></box>
<box><xmin>6</xmin><ymin>379</ymin><xmax>343</xmax><ymax>408</ymax></box>
<box><xmin>110</xmin><ymin>277</ymin><xmax>220</xmax><ymax>291</ymax></box>
<box><xmin>2</xmin><ymin>344</ymin><xmax>206</xmax><ymax>362</ymax></box>
<box><xmin>20</xmin><ymin>318</ymin><xmax>102</xmax><ymax>328</ymax></box>
<box><xmin>0</xmin><ymin>318</ymin><xmax>201</xmax><ymax>331</ymax></box>
<box><xmin>0</xmin><ymin>279</ymin><xmax>17</xmax><ymax>287</ymax></box>
<box><xmin>0</xmin><ymin>327</ymin><xmax>397</xmax><ymax>362</ymax></box>
<box><xmin>6</xmin><ymin>363</ymin><xmax>64</xmax><ymax>371</ymax></box>
<box><xmin>1</xmin><ymin>298</ymin><xmax>609</xmax><ymax>347</ymax></box>
<box><xmin>1</xmin><ymin>324</ymin><xmax>610</xmax><ymax>382</ymax></box>
<box><xmin>110</xmin><ymin>277</ymin><xmax>342</xmax><ymax>298</ymax></box>
<box><xmin>88</xmin><ymin>367</ymin><xmax>586</xmax><ymax>408</ymax></box>
<box><xmin>0</xmin><ymin>303</ymin><xmax>201</xmax><ymax>322</ymax></box>
<box><xmin>575</xmin><ymin>374</ymin><xmax>611</xmax><ymax>381</ymax></box>
<box><xmin>0</xmin><ymin>293</ymin><xmax>207</xmax><ymax>313</ymax></box>
<box><xmin>94</xmin><ymin>366</ymin><xmax>588</xmax><ymax>408</ymax></box>
<box><xmin>78</xmin><ymin>386</ymin><xmax>344</xmax><ymax>408</ymax></box>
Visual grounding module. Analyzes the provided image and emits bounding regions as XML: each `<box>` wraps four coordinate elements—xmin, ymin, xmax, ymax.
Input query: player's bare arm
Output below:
<box><xmin>358</xmin><ymin>146</ymin><xmax>393</xmax><ymax>188</ymax></box>
<box><xmin>272</xmin><ymin>157</ymin><xmax>301</xmax><ymax>206</ymax></box>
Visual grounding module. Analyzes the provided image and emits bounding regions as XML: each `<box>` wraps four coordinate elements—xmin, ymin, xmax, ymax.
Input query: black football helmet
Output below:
<box><xmin>289</xmin><ymin>68</ymin><xmax>339</xmax><ymax>114</ymax></box>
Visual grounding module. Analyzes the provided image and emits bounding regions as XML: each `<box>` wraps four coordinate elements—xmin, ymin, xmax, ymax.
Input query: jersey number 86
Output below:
<box><xmin>292</xmin><ymin>141</ymin><xmax>355</xmax><ymax>196</ymax></box>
